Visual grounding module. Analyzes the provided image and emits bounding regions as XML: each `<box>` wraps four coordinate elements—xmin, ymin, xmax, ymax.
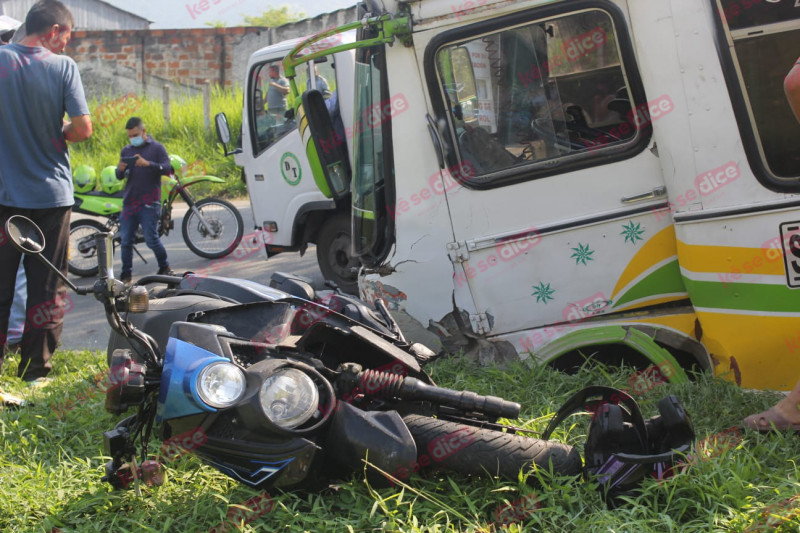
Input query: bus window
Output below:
<box><xmin>715</xmin><ymin>0</ymin><xmax>800</xmax><ymax>180</ymax></box>
<box><xmin>434</xmin><ymin>9</ymin><xmax>640</xmax><ymax>181</ymax></box>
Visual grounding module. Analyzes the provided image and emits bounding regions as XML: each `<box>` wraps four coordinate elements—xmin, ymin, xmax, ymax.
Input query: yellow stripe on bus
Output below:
<box><xmin>675</xmin><ymin>241</ymin><xmax>784</xmax><ymax>276</ymax></box>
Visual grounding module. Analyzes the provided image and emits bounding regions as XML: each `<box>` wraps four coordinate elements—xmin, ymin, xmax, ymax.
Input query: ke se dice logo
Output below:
<box><xmin>693</xmin><ymin>161</ymin><xmax>740</xmax><ymax>197</ymax></box>
<box><xmin>428</xmin><ymin>428</ymin><xmax>475</xmax><ymax>461</ymax></box>
<box><xmin>563</xmin><ymin>26</ymin><xmax>607</xmax><ymax>62</ymax></box>
<box><xmin>159</xmin><ymin>427</ymin><xmax>208</xmax><ymax>462</ymax></box>
<box><xmin>494</xmin><ymin>228</ymin><xmax>541</xmax><ymax>262</ymax></box>
<box><xmin>28</xmin><ymin>294</ymin><xmax>74</xmax><ymax>327</ymax></box>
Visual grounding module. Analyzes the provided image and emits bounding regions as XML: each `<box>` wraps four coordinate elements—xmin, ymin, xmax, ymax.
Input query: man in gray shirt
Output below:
<box><xmin>0</xmin><ymin>0</ymin><xmax>92</xmax><ymax>386</ymax></box>
<box><xmin>266</xmin><ymin>64</ymin><xmax>290</xmax><ymax>120</ymax></box>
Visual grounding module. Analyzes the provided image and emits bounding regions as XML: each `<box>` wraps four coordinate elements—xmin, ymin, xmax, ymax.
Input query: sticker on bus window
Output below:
<box><xmin>779</xmin><ymin>221</ymin><xmax>800</xmax><ymax>288</ymax></box>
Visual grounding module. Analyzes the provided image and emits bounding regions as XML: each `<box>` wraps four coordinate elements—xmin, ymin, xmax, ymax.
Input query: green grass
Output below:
<box><xmin>70</xmin><ymin>87</ymin><xmax>247</xmax><ymax>199</ymax></box>
<box><xmin>2</xmin><ymin>350</ymin><xmax>800</xmax><ymax>532</ymax></box>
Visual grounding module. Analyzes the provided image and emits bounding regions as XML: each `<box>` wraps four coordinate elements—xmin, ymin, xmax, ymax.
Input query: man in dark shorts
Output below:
<box><xmin>116</xmin><ymin>117</ymin><xmax>173</xmax><ymax>283</ymax></box>
<box><xmin>0</xmin><ymin>0</ymin><xmax>92</xmax><ymax>386</ymax></box>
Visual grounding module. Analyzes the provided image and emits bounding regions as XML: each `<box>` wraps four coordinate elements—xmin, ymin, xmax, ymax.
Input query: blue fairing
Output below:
<box><xmin>157</xmin><ymin>337</ymin><xmax>230</xmax><ymax>422</ymax></box>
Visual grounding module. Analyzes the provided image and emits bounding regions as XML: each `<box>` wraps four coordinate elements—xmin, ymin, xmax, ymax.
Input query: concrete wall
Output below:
<box><xmin>67</xmin><ymin>5</ymin><xmax>359</xmax><ymax>101</ymax></box>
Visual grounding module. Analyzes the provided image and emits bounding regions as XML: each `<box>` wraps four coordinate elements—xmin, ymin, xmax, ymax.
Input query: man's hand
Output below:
<box><xmin>117</xmin><ymin>160</ymin><xmax>127</xmax><ymax>172</ymax></box>
<box><xmin>133</xmin><ymin>154</ymin><xmax>151</xmax><ymax>167</ymax></box>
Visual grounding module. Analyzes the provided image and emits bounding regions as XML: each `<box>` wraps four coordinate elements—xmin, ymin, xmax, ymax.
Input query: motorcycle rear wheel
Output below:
<box><xmin>181</xmin><ymin>198</ymin><xmax>244</xmax><ymax>259</ymax></box>
<box><xmin>402</xmin><ymin>414</ymin><xmax>582</xmax><ymax>481</ymax></box>
<box><xmin>68</xmin><ymin>219</ymin><xmax>106</xmax><ymax>277</ymax></box>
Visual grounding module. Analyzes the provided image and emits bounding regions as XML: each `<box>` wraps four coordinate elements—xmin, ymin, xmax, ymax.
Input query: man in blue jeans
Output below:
<box><xmin>116</xmin><ymin>117</ymin><xmax>173</xmax><ymax>283</ymax></box>
<box><xmin>0</xmin><ymin>0</ymin><xmax>92</xmax><ymax>388</ymax></box>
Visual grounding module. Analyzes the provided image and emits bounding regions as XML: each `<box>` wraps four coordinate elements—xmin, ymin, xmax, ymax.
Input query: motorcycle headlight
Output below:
<box><xmin>196</xmin><ymin>362</ymin><xmax>246</xmax><ymax>409</ymax></box>
<box><xmin>259</xmin><ymin>368</ymin><xmax>319</xmax><ymax>429</ymax></box>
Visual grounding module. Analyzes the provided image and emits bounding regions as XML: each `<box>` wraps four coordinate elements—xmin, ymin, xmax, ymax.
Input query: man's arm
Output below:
<box><xmin>785</xmin><ymin>60</ymin><xmax>800</xmax><ymax>124</ymax></box>
<box><xmin>271</xmin><ymin>79</ymin><xmax>291</xmax><ymax>95</ymax></box>
<box><xmin>150</xmin><ymin>144</ymin><xmax>172</xmax><ymax>175</ymax></box>
<box><xmin>63</xmin><ymin>115</ymin><xmax>92</xmax><ymax>142</ymax></box>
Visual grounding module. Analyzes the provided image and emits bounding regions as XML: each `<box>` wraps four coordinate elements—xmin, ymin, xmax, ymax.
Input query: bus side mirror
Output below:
<box><xmin>301</xmin><ymin>89</ymin><xmax>351</xmax><ymax>200</ymax></box>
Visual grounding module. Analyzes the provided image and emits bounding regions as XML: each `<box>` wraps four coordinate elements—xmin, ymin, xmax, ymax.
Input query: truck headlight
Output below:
<box><xmin>259</xmin><ymin>368</ymin><xmax>319</xmax><ymax>429</ymax></box>
<box><xmin>196</xmin><ymin>362</ymin><xmax>246</xmax><ymax>409</ymax></box>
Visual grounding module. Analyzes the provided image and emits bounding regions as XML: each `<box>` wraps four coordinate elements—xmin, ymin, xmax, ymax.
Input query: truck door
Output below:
<box><xmin>419</xmin><ymin>4</ymin><xmax>684</xmax><ymax>338</ymax></box>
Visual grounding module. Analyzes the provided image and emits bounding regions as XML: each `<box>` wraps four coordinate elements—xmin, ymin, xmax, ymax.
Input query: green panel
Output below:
<box><xmin>613</xmin><ymin>260</ymin><xmax>686</xmax><ymax>308</ymax></box>
<box><xmin>76</xmin><ymin>195</ymin><xmax>122</xmax><ymax>216</ymax></box>
<box><xmin>307</xmin><ymin>135</ymin><xmax>331</xmax><ymax>197</ymax></box>
<box><xmin>682</xmin><ymin>277</ymin><xmax>800</xmax><ymax>313</ymax></box>
<box><xmin>536</xmin><ymin>326</ymin><xmax>689</xmax><ymax>384</ymax></box>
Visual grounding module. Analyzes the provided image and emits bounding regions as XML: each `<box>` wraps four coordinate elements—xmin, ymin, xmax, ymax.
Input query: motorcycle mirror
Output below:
<box><xmin>5</xmin><ymin>214</ymin><xmax>45</xmax><ymax>254</ymax></box>
<box><xmin>4</xmin><ymin>215</ymin><xmax>89</xmax><ymax>295</ymax></box>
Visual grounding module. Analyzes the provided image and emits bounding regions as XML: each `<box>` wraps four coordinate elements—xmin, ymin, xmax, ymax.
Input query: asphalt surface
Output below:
<box><xmin>60</xmin><ymin>199</ymin><xmax>326</xmax><ymax>352</ymax></box>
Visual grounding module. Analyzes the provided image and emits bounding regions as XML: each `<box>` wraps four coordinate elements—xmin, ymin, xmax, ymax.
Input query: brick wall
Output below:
<box><xmin>66</xmin><ymin>5</ymin><xmax>359</xmax><ymax>101</ymax></box>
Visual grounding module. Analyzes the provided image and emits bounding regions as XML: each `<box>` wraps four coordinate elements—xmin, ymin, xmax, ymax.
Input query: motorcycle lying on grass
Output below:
<box><xmin>5</xmin><ymin>215</ymin><xmax>584</xmax><ymax>497</ymax></box>
<box><xmin>68</xmin><ymin>155</ymin><xmax>244</xmax><ymax>277</ymax></box>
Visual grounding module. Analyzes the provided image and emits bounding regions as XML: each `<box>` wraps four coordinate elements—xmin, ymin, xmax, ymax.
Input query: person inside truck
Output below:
<box><xmin>306</xmin><ymin>65</ymin><xmax>331</xmax><ymax>97</ymax></box>
<box><xmin>266</xmin><ymin>64</ymin><xmax>290</xmax><ymax>120</ymax></box>
<box><xmin>743</xmin><ymin>57</ymin><xmax>800</xmax><ymax>433</ymax></box>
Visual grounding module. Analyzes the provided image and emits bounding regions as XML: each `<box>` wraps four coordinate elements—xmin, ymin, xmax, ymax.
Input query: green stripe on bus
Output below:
<box><xmin>614</xmin><ymin>260</ymin><xmax>686</xmax><ymax>308</ymax></box>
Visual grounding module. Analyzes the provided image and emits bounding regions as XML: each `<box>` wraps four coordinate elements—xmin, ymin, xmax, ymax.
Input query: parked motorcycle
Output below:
<box><xmin>6</xmin><ymin>215</ymin><xmax>582</xmax><ymax>495</ymax></box>
<box><xmin>68</xmin><ymin>156</ymin><xmax>244</xmax><ymax>277</ymax></box>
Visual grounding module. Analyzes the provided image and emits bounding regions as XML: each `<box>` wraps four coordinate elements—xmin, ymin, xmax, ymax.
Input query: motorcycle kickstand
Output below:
<box><xmin>133</xmin><ymin>246</ymin><xmax>148</xmax><ymax>264</ymax></box>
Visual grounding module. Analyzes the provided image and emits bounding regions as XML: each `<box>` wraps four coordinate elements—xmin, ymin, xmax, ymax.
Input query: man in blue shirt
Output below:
<box><xmin>116</xmin><ymin>117</ymin><xmax>173</xmax><ymax>283</ymax></box>
<box><xmin>0</xmin><ymin>0</ymin><xmax>92</xmax><ymax>386</ymax></box>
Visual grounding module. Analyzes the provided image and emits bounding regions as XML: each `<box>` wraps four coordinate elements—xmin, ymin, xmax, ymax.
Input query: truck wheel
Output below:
<box><xmin>316</xmin><ymin>213</ymin><xmax>360</xmax><ymax>294</ymax></box>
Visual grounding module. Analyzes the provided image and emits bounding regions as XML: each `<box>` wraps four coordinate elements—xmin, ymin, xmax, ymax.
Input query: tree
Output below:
<box><xmin>243</xmin><ymin>5</ymin><xmax>306</xmax><ymax>27</ymax></box>
<box><xmin>205</xmin><ymin>20</ymin><xmax>227</xmax><ymax>27</ymax></box>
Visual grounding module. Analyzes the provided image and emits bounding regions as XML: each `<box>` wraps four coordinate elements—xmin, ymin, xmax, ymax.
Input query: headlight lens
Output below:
<box><xmin>259</xmin><ymin>368</ymin><xmax>319</xmax><ymax>429</ymax></box>
<box><xmin>196</xmin><ymin>362</ymin><xmax>246</xmax><ymax>408</ymax></box>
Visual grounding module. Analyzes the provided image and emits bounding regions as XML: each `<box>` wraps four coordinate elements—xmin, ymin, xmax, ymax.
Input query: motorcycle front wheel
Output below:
<box><xmin>181</xmin><ymin>198</ymin><xmax>244</xmax><ymax>259</ymax></box>
<box><xmin>402</xmin><ymin>414</ymin><xmax>582</xmax><ymax>481</ymax></box>
<box><xmin>68</xmin><ymin>219</ymin><xmax>106</xmax><ymax>277</ymax></box>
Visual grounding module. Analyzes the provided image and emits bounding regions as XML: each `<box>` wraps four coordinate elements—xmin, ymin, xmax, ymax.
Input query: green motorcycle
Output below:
<box><xmin>69</xmin><ymin>155</ymin><xmax>244</xmax><ymax>277</ymax></box>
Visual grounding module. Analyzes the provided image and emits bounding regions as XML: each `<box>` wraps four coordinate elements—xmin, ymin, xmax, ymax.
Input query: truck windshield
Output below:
<box><xmin>352</xmin><ymin>45</ymin><xmax>393</xmax><ymax>261</ymax></box>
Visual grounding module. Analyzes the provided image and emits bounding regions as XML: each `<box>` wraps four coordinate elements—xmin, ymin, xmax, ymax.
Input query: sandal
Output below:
<box><xmin>743</xmin><ymin>405</ymin><xmax>800</xmax><ymax>433</ymax></box>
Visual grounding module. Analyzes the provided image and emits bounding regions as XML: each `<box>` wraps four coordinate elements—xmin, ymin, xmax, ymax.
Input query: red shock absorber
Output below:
<box><xmin>358</xmin><ymin>369</ymin><xmax>405</xmax><ymax>398</ymax></box>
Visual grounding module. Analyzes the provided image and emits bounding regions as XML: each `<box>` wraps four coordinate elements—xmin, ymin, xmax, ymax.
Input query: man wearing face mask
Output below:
<box><xmin>116</xmin><ymin>117</ymin><xmax>173</xmax><ymax>284</ymax></box>
<box><xmin>0</xmin><ymin>0</ymin><xmax>92</xmax><ymax>388</ymax></box>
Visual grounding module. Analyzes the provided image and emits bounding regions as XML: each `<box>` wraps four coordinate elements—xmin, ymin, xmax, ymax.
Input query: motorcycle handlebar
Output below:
<box><xmin>134</xmin><ymin>274</ymin><xmax>184</xmax><ymax>286</ymax></box>
<box><xmin>399</xmin><ymin>377</ymin><xmax>521</xmax><ymax>420</ymax></box>
<box><xmin>95</xmin><ymin>232</ymin><xmax>111</xmax><ymax>280</ymax></box>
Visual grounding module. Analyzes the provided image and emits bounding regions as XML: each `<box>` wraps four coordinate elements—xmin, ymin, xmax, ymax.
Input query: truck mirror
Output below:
<box><xmin>215</xmin><ymin>113</ymin><xmax>241</xmax><ymax>157</ymax></box>
<box><xmin>301</xmin><ymin>89</ymin><xmax>351</xmax><ymax>200</ymax></box>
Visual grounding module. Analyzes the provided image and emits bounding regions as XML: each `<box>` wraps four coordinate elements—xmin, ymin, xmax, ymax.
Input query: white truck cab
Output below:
<box><xmin>217</xmin><ymin>33</ymin><xmax>359</xmax><ymax>292</ymax></box>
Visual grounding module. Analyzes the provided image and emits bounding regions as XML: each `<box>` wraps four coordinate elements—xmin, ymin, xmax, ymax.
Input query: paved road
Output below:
<box><xmin>60</xmin><ymin>199</ymin><xmax>326</xmax><ymax>352</ymax></box>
